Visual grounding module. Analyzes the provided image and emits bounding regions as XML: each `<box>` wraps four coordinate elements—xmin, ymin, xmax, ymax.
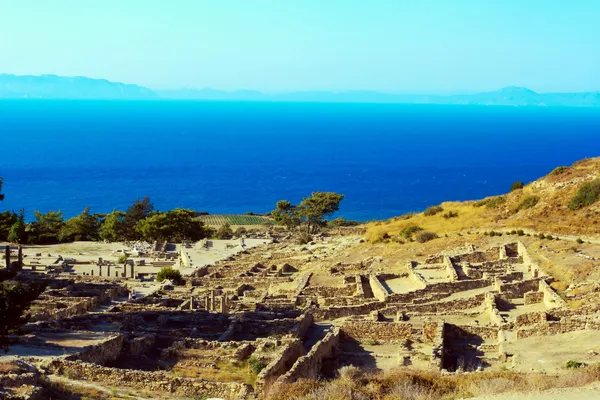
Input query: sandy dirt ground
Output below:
<box><xmin>468</xmin><ymin>382</ymin><xmax>600</xmax><ymax>400</ymax></box>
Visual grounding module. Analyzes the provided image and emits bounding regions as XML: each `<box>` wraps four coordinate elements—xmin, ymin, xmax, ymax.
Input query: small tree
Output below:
<box><xmin>7</xmin><ymin>210</ymin><xmax>26</xmax><ymax>243</ymax></box>
<box><xmin>156</xmin><ymin>267</ymin><xmax>182</xmax><ymax>283</ymax></box>
<box><xmin>510</xmin><ymin>181</ymin><xmax>525</xmax><ymax>191</ymax></box>
<box><xmin>215</xmin><ymin>223</ymin><xmax>234</xmax><ymax>240</ymax></box>
<box><xmin>569</xmin><ymin>179</ymin><xmax>600</xmax><ymax>210</ymax></box>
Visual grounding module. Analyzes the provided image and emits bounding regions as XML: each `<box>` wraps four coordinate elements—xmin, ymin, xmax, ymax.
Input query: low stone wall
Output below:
<box><xmin>496</xmin><ymin>278</ymin><xmax>541</xmax><ymax>299</ymax></box>
<box><xmin>388</xmin><ymin>293</ymin><xmax>486</xmax><ymax>314</ymax></box>
<box><xmin>524</xmin><ymin>291</ymin><xmax>544</xmax><ymax>305</ymax></box>
<box><xmin>295</xmin><ymin>312</ymin><xmax>314</xmax><ymax>339</ymax></box>
<box><xmin>444</xmin><ymin>257</ymin><xmax>458</xmax><ymax>282</ymax></box>
<box><xmin>312</xmin><ymin>301</ymin><xmax>382</xmax><ymax>320</ymax></box>
<box><xmin>277</xmin><ymin>327</ymin><xmax>340</xmax><ymax>384</ymax></box>
<box><xmin>369</xmin><ymin>274</ymin><xmax>388</xmax><ymax>301</ymax></box>
<box><xmin>303</xmin><ymin>285</ymin><xmax>356</xmax><ymax>298</ymax></box>
<box><xmin>515</xmin><ymin>311</ymin><xmax>547</xmax><ymax>327</ymax></box>
<box><xmin>256</xmin><ymin>339</ymin><xmax>303</xmax><ymax>393</ymax></box>
<box><xmin>517</xmin><ymin>315</ymin><xmax>600</xmax><ymax>339</ymax></box>
<box><xmin>485</xmin><ymin>293</ymin><xmax>504</xmax><ymax>326</ymax></box>
<box><xmin>407</xmin><ymin>262</ymin><xmax>427</xmax><ymax>289</ymax></box>
<box><xmin>428</xmin><ymin>320</ymin><xmax>445</xmax><ymax>369</ymax></box>
<box><xmin>341</xmin><ymin>321</ymin><xmax>412</xmax><ymax>343</ymax></box>
<box><xmin>445</xmin><ymin>324</ymin><xmax>499</xmax><ymax>340</ymax></box>
<box><xmin>125</xmin><ymin>334</ymin><xmax>156</xmax><ymax>356</ymax></box>
<box><xmin>539</xmin><ymin>280</ymin><xmax>567</xmax><ymax>309</ymax></box>
<box><xmin>48</xmin><ymin>360</ymin><xmax>249</xmax><ymax>399</ymax></box>
<box><xmin>294</xmin><ymin>272</ymin><xmax>312</xmax><ymax>296</ymax></box>
<box><xmin>66</xmin><ymin>334</ymin><xmax>125</xmax><ymax>365</ymax></box>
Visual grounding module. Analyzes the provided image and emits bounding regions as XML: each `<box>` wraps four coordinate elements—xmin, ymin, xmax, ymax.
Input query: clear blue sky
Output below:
<box><xmin>0</xmin><ymin>0</ymin><xmax>598</xmax><ymax>93</ymax></box>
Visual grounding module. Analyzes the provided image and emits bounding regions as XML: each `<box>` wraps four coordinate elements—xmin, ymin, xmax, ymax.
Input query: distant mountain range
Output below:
<box><xmin>2</xmin><ymin>74</ymin><xmax>600</xmax><ymax>106</ymax></box>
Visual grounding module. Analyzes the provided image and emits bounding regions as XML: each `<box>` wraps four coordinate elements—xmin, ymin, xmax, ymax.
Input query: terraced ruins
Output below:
<box><xmin>3</xmin><ymin>228</ymin><xmax>600</xmax><ymax>400</ymax></box>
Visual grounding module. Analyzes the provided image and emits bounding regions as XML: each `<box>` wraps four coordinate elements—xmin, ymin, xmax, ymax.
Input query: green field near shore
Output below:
<box><xmin>198</xmin><ymin>214</ymin><xmax>272</xmax><ymax>226</ymax></box>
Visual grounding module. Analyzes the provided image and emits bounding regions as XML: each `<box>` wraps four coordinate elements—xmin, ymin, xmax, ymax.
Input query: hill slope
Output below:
<box><xmin>0</xmin><ymin>74</ymin><xmax>157</xmax><ymax>99</ymax></box>
<box><xmin>366</xmin><ymin>157</ymin><xmax>600</xmax><ymax>241</ymax></box>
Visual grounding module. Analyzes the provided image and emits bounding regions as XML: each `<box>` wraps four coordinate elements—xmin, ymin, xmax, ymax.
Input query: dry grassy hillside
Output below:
<box><xmin>366</xmin><ymin>157</ymin><xmax>600</xmax><ymax>242</ymax></box>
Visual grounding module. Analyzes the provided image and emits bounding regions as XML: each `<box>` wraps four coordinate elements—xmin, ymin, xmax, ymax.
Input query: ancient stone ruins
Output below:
<box><xmin>2</xmin><ymin>232</ymin><xmax>600</xmax><ymax>399</ymax></box>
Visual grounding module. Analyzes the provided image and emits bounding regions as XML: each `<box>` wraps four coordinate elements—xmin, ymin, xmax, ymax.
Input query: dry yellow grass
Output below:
<box><xmin>365</xmin><ymin>157</ymin><xmax>600</xmax><ymax>243</ymax></box>
<box><xmin>266</xmin><ymin>364</ymin><xmax>600</xmax><ymax>400</ymax></box>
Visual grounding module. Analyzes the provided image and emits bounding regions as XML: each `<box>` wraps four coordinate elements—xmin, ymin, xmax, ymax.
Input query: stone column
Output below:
<box><xmin>5</xmin><ymin>246</ymin><xmax>10</xmax><ymax>269</ymax></box>
<box><xmin>98</xmin><ymin>265</ymin><xmax>103</xmax><ymax>276</ymax></box>
<box><xmin>190</xmin><ymin>296</ymin><xmax>194</xmax><ymax>310</ymax></box>
<box><xmin>204</xmin><ymin>296</ymin><xmax>210</xmax><ymax>311</ymax></box>
<box><xmin>17</xmin><ymin>246</ymin><xmax>23</xmax><ymax>271</ymax></box>
<box><xmin>220</xmin><ymin>296</ymin><xmax>226</xmax><ymax>314</ymax></box>
<box><xmin>130</xmin><ymin>264</ymin><xmax>135</xmax><ymax>279</ymax></box>
<box><xmin>211</xmin><ymin>290</ymin><xmax>216</xmax><ymax>311</ymax></box>
<box><xmin>107</xmin><ymin>265</ymin><xmax>111</xmax><ymax>277</ymax></box>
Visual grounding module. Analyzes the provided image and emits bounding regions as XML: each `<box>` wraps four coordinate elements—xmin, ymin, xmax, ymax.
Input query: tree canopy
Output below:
<box><xmin>271</xmin><ymin>192</ymin><xmax>344</xmax><ymax>233</ymax></box>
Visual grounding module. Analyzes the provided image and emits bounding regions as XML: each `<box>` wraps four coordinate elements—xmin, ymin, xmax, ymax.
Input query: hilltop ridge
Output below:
<box><xmin>1</xmin><ymin>73</ymin><xmax>600</xmax><ymax>106</ymax></box>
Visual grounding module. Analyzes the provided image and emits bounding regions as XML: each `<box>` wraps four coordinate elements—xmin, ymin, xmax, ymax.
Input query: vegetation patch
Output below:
<box><xmin>423</xmin><ymin>206</ymin><xmax>444</xmax><ymax>216</ymax></box>
<box><xmin>515</xmin><ymin>195</ymin><xmax>539</xmax><ymax>212</ymax></box>
<box><xmin>474</xmin><ymin>196</ymin><xmax>506</xmax><ymax>209</ymax></box>
<box><xmin>399</xmin><ymin>225</ymin><xmax>423</xmax><ymax>239</ymax></box>
<box><xmin>552</xmin><ymin>166</ymin><xmax>569</xmax><ymax>175</ymax></box>
<box><xmin>156</xmin><ymin>267</ymin><xmax>182</xmax><ymax>284</ymax></box>
<box><xmin>510</xmin><ymin>181</ymin><xmax>525</xmax><ymax>191</ymax></box>
<box><xmin>416</xmin><ymin>231</ymin><xmax>438</xmax><ymax>243</ymax></box>
<box><xmin>442</xmin><ymin>211</ymin><xmax>458</xmax><ymax>219</ymax></box>
<box><xmin>568</xmin><ymin>179</ymin><xmax>600</xmax><ymax>210</ymax></box>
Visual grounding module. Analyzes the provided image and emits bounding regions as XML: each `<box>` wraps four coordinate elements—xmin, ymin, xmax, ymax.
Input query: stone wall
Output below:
<box><xmin>255</xmin><ymin>339</ymin><xmax>303</xmax><ymax>393</ymax></box>
<box><xmin>277</xmin><ymin>327</ymin><xmax>340</xmax><ymax>384</ymax></box>
<box><xmin>428</xmin><ymin>320</ymin><xmax>445</xmax><ymax>369</ymax></box>
<box><xmin>496</xmin><ymin>278</ymin><xmax>541</xmax><ymax>299</ymax></box>
<box><xmin>48</xmin><ymin>360</ymin><xmax>249</xmax><ymax>399</ymax></box>
<box><xmin>444</xmin><ymin>256</ymin><xmax>458</xmax><ymax>281</ymax></box>
<box><xmin>369</xmin><ymin>274</ymin><xmax>388</xmax><ymax>301</ymax></box>
<box><xmin>341</xmin><ymin>321</ymin><xmax>412</xmax><ymax>343</ymax></box>
<box><xmin>407</xmin><ymin>262</ymin><xmax>427</xmax><ymax>289</ymax></box>
<box><xmin>445</xmin><ymin>324</ymin><xmax>499</xmax><ymax>340</ymax></box>
<box><xmin>485</xmin><ymin>293</ymin><xmax>504</xmax><ymax>326</ymax></box>
<box><xmin>539</xmin><ymin>280</ymin><xmax>568</xmax><ymax>309</ymax></box>
<box><xmin>515</xmin><ymin>311</ymin><xmax>547</xmax><ymax>327</ymax></box>
<box><xmin>66</xmin><ymin>334</ymin><xmax>125</xmax><ymax>365</ymax></box>
<box><xmin>524</xmin><ymin>291</ymin><xmax>544</xmax><ymax>305</ymax></box>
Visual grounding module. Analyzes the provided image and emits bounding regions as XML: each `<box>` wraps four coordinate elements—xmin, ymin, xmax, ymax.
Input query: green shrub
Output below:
<box><xmin>510</xmin><ymin>230</ymin><xmax>517</xmax><ymax>235</ymax></box>
<box><xmin>474</xmin><ymin>196</ymin><xmax>506</xmax><ymax>209</ymax></box>
<box><xmin>117</xmin><ymin>254</ymin><xmax>128</xmax><ymax>264</ymax></box>
<box><xmin>423</xmin><ymin>206</ymin><xmax>443</xmax><ymax>216</ymax></box>
<box><xmin>399</xmin><ymin>225</ymin><xmax>423</xmax><ymax>239</ymax></box>
<box><xmin>546</xmin><ymin>235</ymin><xmax>554</xmax><ymax>240</ymax></box>
<box><xmin>566</xmin><ymin>360</ymin><xmax>584</xmax><ymax>369</ymax></box>
<box><xmin>538</xmin><ymin>233</ymin><xmax>546</xmax><ymax>239</ymax></box>
<box><xmin>576</xmin><ymin>238</ymin><xmax>584</xmax><ymax>244</ymax></box>
<box><xmin>515</xmin><ymin>195</ymin><xmax>539</xmax><ymax>212</ymax></box>
<box><xmin>442</xmin><ymin>211</ymin><xmax>458</xmax><ymax>219</ymax></box>
<box><xmin>415</xmin><ymin>231</ymin><xmax>438</xmax><ymax>243</ymax></box>
<box><xmin>551</xmin><ymin>166</ymin><xmax>569</xmax><ymax>175</ymax></box>
<box><xmin>569</xmin><ymin>179</ymin><xmax>600</xmax><ymax>210</ymax></box>
<box><xmin>248</xmin><ymin>356</ymin><xmax>267</xmax><ymax>374</ymax></box>
<box><xmin>517</xmin><ymin>230</ymin><xmax>525</xmax><ymax>236</ymax></box>
<box><xmin>510</xmin><ymin>181</ymin><xmax>524</xmax><ymax>191</ymax></box>
<box><xmin>215</xmin><ymin>222</ymin><xmax>234</xmax><ymax>239</ymax></box>
<box><xmin>156</xmin><ymin>267</ymin><xmax>182</xmax><ymax>283</ymax></box>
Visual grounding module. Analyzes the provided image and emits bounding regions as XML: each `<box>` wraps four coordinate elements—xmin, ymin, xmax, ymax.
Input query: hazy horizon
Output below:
<box><xmin>1</xmin><ymin>1</ymin><xmax>599</xmax><ymax>94</ymax></box>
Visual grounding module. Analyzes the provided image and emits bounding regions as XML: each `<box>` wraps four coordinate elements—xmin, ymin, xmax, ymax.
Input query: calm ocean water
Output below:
<box><xmin>1</xmin><ymin>100</ymin><xmax>600</xmax><ymax>221</ymax></box>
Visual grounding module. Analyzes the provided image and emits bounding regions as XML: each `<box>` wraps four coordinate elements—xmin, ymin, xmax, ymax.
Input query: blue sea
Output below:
<box><xmin>1</xmin><ymin>101</ymin><xmax>600</xmax><ymax>221</ymax></box>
